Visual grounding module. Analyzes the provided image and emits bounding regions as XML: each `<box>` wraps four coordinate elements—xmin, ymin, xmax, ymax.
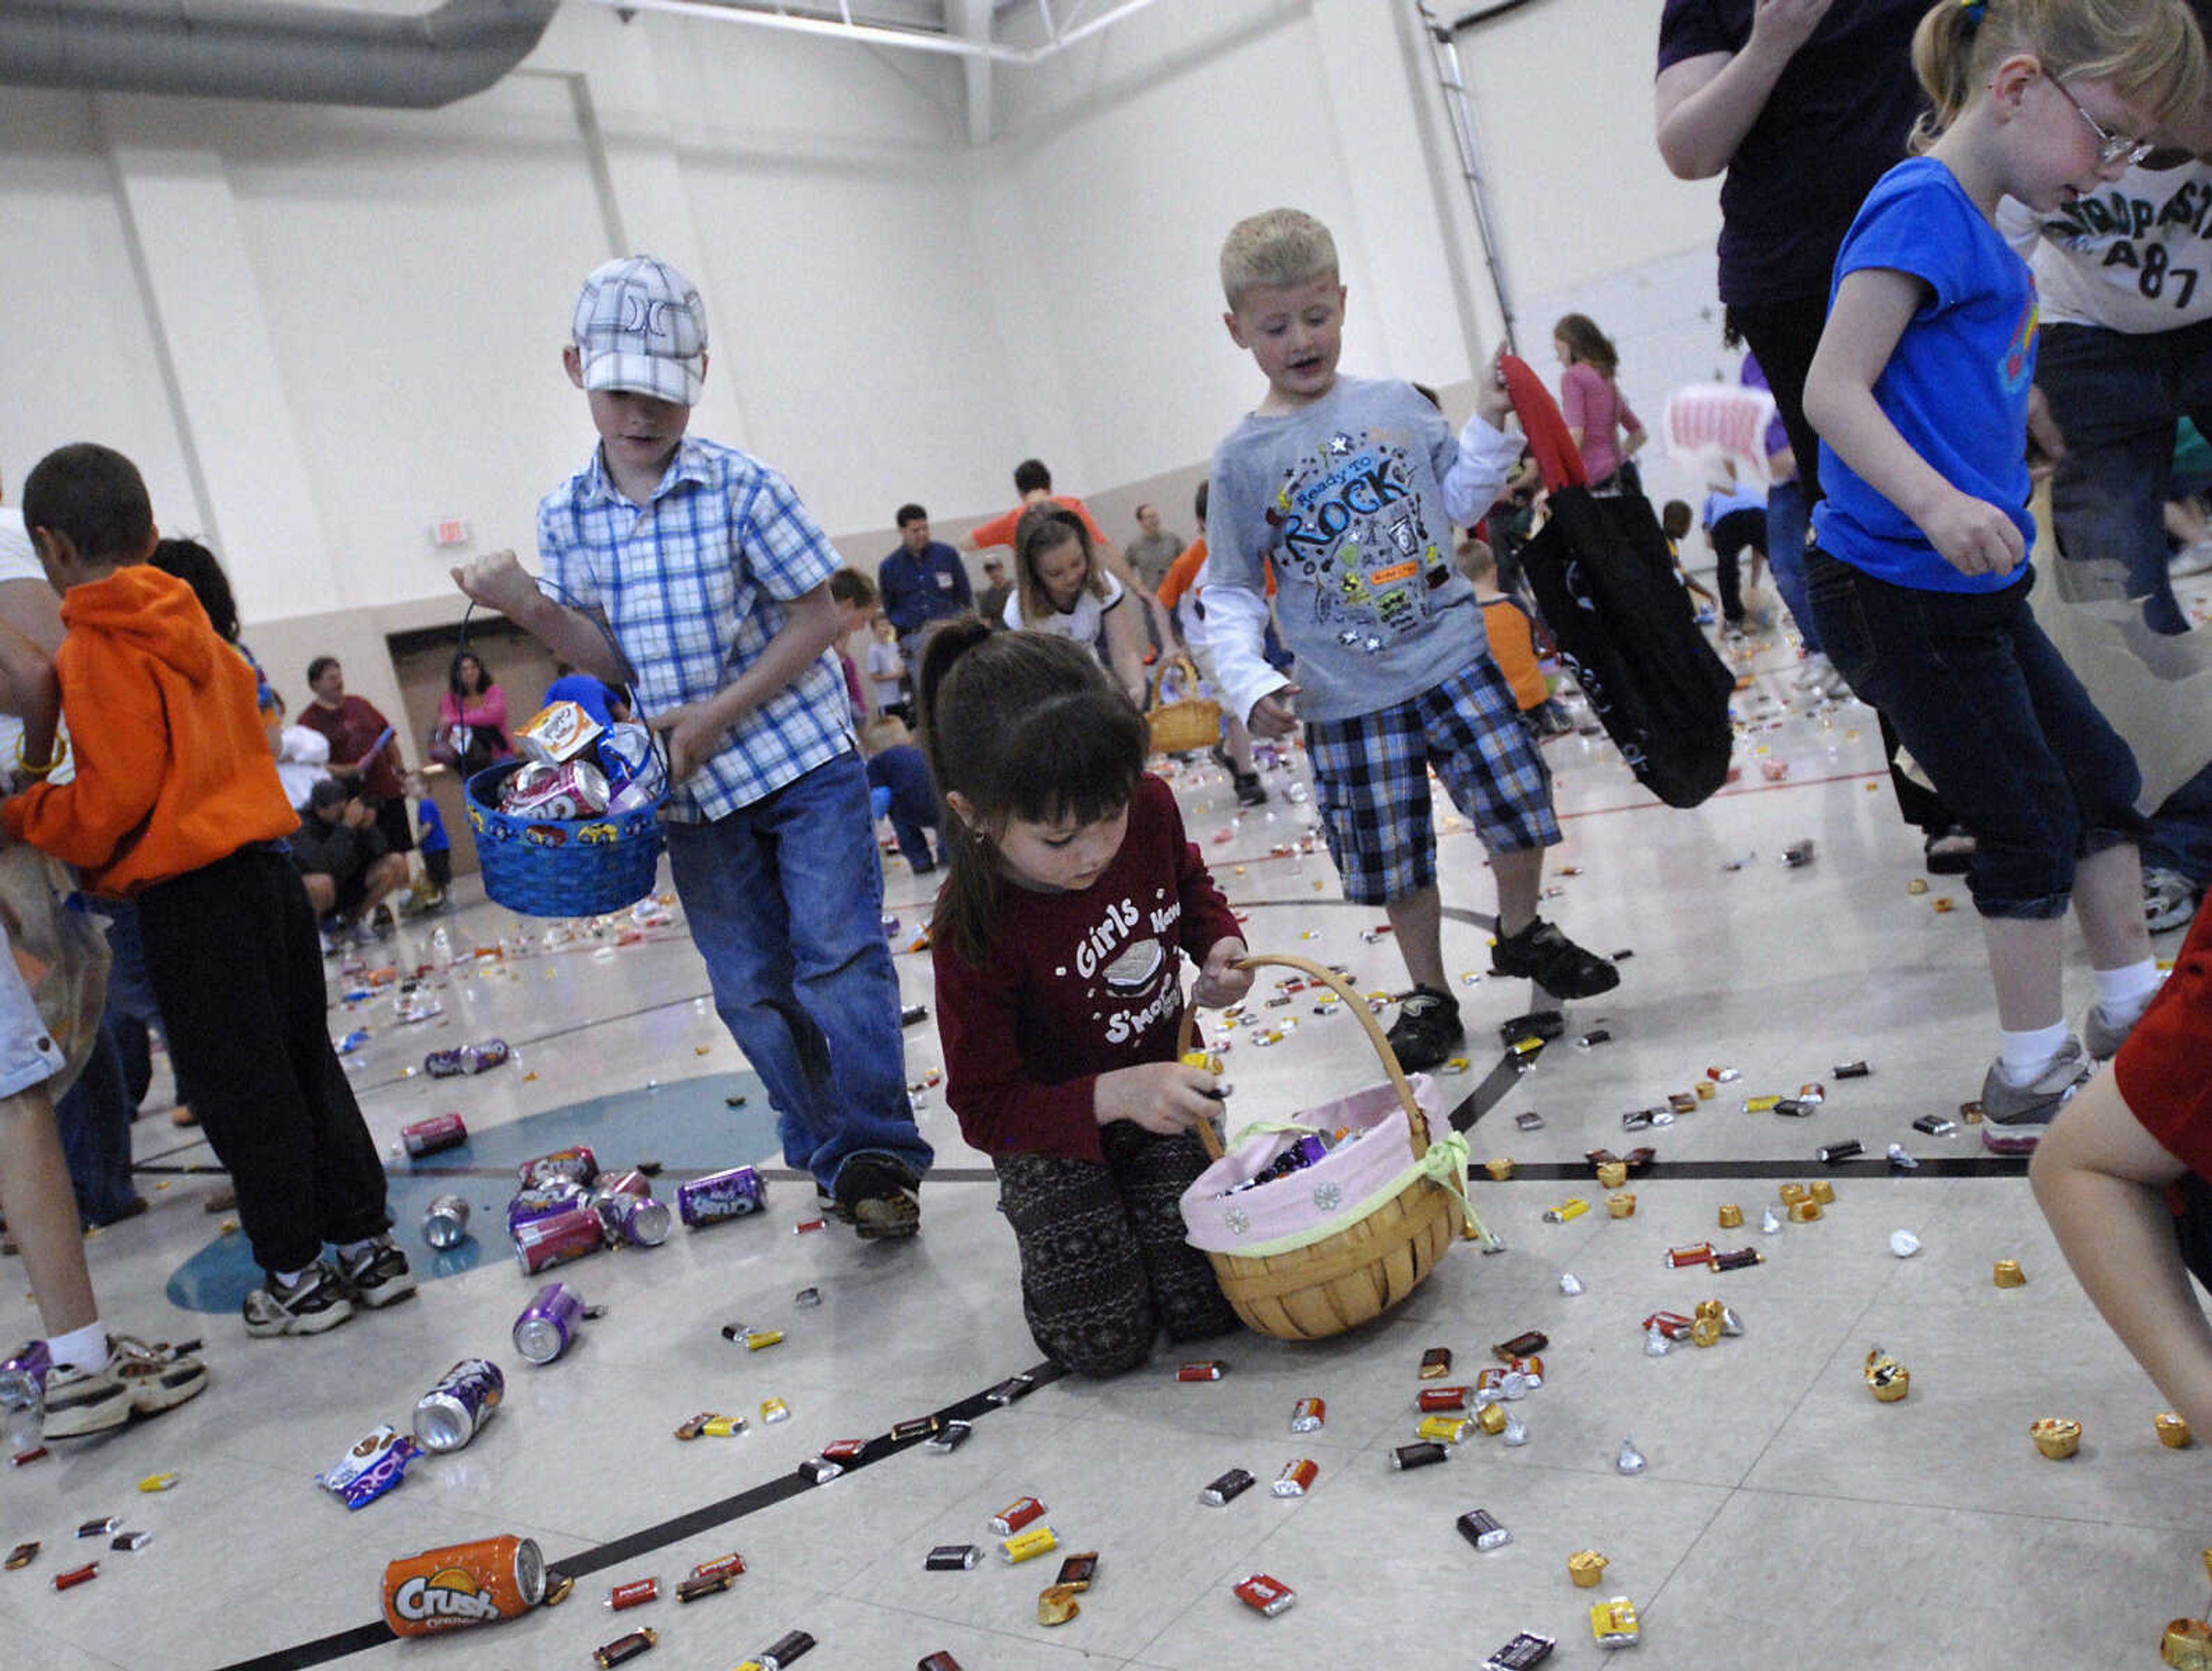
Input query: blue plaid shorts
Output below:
<box><xmin>1304</xmin><ymin>656</ymin><xmax>1560</xmax><ymax>905</ymax></box>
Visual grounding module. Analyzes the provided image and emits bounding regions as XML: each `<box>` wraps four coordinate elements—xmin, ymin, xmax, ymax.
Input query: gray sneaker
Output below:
<box><xmin>243</xmin><ymin>1260</ymin><xmax>355</xmax><ymax>1337</ymax></box>
<box><xmin>2084</xmin><ymin>984</ymin><xmax>2164</xmax><ymax>1061</ymax></box>
<box><xmin>1979</xmin><ymin>1037</ymin><xmax>2093</xmax><ymax>1155</ymax></box>
<box><xmin>2145</xmin><ymin>866</ymin><xmax>2202</xmax><ymax>934</ymax></box>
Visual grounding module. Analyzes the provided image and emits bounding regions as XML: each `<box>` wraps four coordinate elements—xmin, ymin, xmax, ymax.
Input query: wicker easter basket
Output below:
<box><xmin>1177</xmin><ymin>954</ymin><xmax>1471</xmax><ymax>1341</ymax></box>
<box><xmin>1146</xmin><ymin>654</ymin><xmax>1222</xmax><ymax>756</ymax></box>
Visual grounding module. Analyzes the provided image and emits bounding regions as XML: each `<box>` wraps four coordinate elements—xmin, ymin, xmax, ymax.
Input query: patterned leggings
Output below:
<box><xmin>993</xmin><ymin>1123</ymin><xmax>1240</xmax><ymax>1377</ymax></box>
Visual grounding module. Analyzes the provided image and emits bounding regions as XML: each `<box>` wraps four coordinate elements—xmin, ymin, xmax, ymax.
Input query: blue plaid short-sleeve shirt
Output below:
<box><xmin>538</xmin><ymin>438</ymin><xmax>853</xmax><ymax>822</ymax></box>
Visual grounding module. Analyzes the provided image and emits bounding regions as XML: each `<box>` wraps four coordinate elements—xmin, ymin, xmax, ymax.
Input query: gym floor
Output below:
<box><xmin>1</xmin><ymin>611</ymin><xmax>2205</xmax><ymax>1671</ymax></box>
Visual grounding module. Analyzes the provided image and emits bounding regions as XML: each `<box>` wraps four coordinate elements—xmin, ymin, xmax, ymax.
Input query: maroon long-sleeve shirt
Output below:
<box><xmin>934</xmin><ymin>774</ymin><xmax>1242</xmax><ymax>1164</ymax></box>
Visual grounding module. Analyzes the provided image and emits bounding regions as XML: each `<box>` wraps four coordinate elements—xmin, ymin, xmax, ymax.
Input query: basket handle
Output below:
<box><xmin>456</xmin><ymin>589</ymin><xmax>671</xmax><ymax>789</ymax></box>
<box><xmin>1147</xmin><ymin>653</ymin><xmax>1205</xmax><ymax>714</ymax></box>
<box><xmin>1176</xmin><ymin>952</ymin><xmax>1431</xmax><ymax>1167</ymax></box>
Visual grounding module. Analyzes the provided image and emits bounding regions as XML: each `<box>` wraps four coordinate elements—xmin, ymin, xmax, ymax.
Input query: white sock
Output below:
<box><xmin>47</xmin><ymin>1321</ymin><xmax>108</xmax><ymax>1374</ymax></box>
<box><xmin>1998</xmin><ymin>1022</ymin><xmax>2071</xmax><ymax>1084</ymax></box>
<box><xmin>2093</xmin><ymin>959</ymin><xmax>2162</xmax><ymax>1020</ymax></box>
<box><xmin>274</xmin><ymin>1267</ymin><xmax>309</xmax><ymax>1288</ymax></box>
<box><xmin>336</xmin><ymin>1237</ymin><xmax>381</xmax><ymax>1260</ymax></box>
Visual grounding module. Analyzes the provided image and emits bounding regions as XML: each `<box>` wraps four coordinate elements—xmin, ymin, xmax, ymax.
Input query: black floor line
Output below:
<box><xmin>210</xmin><ymin>1361</ymin><xmax>1063</xmax><ymax>1671</ymax></box>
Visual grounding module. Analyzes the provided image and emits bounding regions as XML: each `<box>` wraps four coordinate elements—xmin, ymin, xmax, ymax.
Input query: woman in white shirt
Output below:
<box><xmin>1002</xmin><ymin>503</ymin><xmax>1147</xmax><ymax>702</ymax></box>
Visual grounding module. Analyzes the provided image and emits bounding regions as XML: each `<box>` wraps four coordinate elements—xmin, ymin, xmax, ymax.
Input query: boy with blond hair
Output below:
<box><xmin>1200</xmin><ymin>209</ymin><xmax>1618</xmax><ymax>1068</ymax></box>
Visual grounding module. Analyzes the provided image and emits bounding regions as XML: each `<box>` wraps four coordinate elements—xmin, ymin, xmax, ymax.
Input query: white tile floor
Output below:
<box><xmin>1</xmin><ymin>608</ymin><xmax>2207</xmax><ymax>1671</ymax></box>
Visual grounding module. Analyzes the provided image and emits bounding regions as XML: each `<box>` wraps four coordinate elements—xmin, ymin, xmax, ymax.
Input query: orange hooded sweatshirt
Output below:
<box><xmin>3</xmin><ymin>565</ymin><xmax>297</xmax><ymax>896</ymax></box>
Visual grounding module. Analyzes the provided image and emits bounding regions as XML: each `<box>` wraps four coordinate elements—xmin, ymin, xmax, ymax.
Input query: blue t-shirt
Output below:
<box><xmin>1813</xmin><ymin>158</ymin><xmax>2037</xmax><ymax>593</ymax></box>
<box><xmin>416</xmin><ymin>796</ymin><xmax>450</xmax><ymax>855</ymax></box>
<box><xmin>1702</xmin><ymin>483</ymin><xmax>1766</xmax><ymax>526</ymax></box>
<box><xmin>864</xmin><ymin>743</ymin><xmax>937</xmax><ymax>827</ymax></box>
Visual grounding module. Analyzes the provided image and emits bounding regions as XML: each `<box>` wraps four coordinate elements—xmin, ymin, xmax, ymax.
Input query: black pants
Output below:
<box><xmin>138</xmin><ymin>847</ymin><xmax>389</xmax><ymax>1274</ymax></box>
<box><xmin>1733</xmin><ymin>293</ymin><xmax>1953</xmax><ymax>836</ymax></box>
<box><xmin>1709</xmin><ymin>507</ymin><xmax>1766</xmax><ymax>625</ymax></box>
<box><xmin>423</xmin><ymin>846</ymin><xmax>453</xmax><ymax>889</ymax></box>
<box><xmin>993</xmin><ymin>1122</ymin><xmax>1238</xmax><ymax>1377</ymax></box>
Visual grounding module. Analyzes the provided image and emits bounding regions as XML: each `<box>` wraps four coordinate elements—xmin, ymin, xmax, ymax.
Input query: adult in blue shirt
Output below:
<box><xmin>877</xmin><ymin>504</ymin><xmax>972</xmax><ymax>664</ymax></box>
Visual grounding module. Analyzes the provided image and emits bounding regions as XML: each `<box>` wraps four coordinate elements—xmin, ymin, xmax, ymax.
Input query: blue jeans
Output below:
<box><xmin>665</xmin><ymin>751</ymin><xmax>931</xmax><ymax>1192</ymax></box>
<box><xmin>55</xmin><ymin>1012</ymin><xmax>139</xmax><ymax>1226</ymax></box>
<box><xmin>2145</xmin><ymin>758</ymin><xmax>2212</xmax><ymax>883</ymax></box>
<box><xmin>2039</xmin><ymin>319</ymin><xmax>2212</xmax><ymax>638</ymax></box>
<box><xmin>1764</xmin><ymin>478</ymin><xmax>1819</xmax><ymax>653</ymax></box>
<box><xmin>1808</xmin><ymin>551</ymin><xmax>2145</xmax><ymax>919</ymax></box>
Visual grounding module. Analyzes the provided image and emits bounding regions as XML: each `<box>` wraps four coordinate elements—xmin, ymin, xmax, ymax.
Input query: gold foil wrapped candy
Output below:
<box><xmin>1994</xmin><ymin>1260</ymin><xmax>2026</xmax><ymax>1288</ymax></box>
<box><xmin>2029</xmin><ymin>1417</ymin><xmax>2081</xmax><ymax>1459</ymax></box>
<box><xmin>1607</xmin><ymin>1192</ymin><xmax>1637</xmax><ymax>1219</ymax></box>
<box><xmin>1863</xmin><ymin>1348</ymin><xmax>1909</xmax><ymax>1402</ymax></box>
<box><xmin>1567</xmin><ymin>1549</ymin><xmax>1609</xmax><ymax>1587</ymax></box>
<box><xmin>1717</xmin><ymin>1203</ymin><xmax>1744</xmax><ymax>1229</ymax></box>
<box><xmin>2157</xmin><ymin>1412</ymin><xmax>2192</xmax><ymax>1449</ymax></box>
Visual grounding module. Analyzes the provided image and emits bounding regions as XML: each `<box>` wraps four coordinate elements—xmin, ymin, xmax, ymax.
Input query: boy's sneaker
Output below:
<box><xmin>1489</xmin><ymin>919</ymin><xmax>1620</xmax><ymax>1000</ymax></box>
<box><xmin>336</xmin><ymin>1235</ymin><xmax>418</xmax><ymax>1309</ymax></box>
<box><xmin>1923</xmin><ymin>827</ymin><xmax>1976</xmax><ymax>876</ymax></box>
<box><xmin>1979</xmin><ymin>1037</ymin><xmax>2094</xmax><ymax>1155</ymax></box>
<box><xmin>1385</xmin><ymin>986</ymin><xmax>1464</xmax><ymax>1072</ymax></box>
<box><xmin>43</xmin><ymin>1335</ymin><xmax>208</xmax><ymax>1438</ymax></box>
<box><xmin>243</xmin><ymin>1260</ymin><xmax>355</xmax><ymax>1337</ymax></box>
<box><xmin>828</xmin><ymin>1155</ymin><xmax>921</xmax><ymax>1241</ymax></box>
<box><xmin>2083</xmin><ymin>977</ymin><xmax>2167</xmax><ymax>1060</ymax></box>
<box><xmin>1233</xmin><ymin>770</ymin><xmax>1268</xmax><ymax>808</ymax></box>
<box><xmin>2145</xmin><ymin>865</ymin><xmax>2202</xmax><ymax>934</ymax></box>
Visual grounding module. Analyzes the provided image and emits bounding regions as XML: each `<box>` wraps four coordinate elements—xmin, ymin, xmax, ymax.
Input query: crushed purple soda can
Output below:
<box><xmin>517</xmin><ymin>1146</ymin><xmax>598</xmax><ymax>1189</ymax></box>
<box><xmin>677</xmin><ymin>1167</ymin><xmax>766</xmax><ymax>1228</ymax></box>
<box><xmin>412</xmin><ymin>1359</ymin><xmax>503</xmax><ymax>1453</ymax></box>
<box><xmin>592</xmin><ymin>1188</ymin><xmax>671</xmax><ymax>1249</ymax></box>
<box><xmin>513</xmin><ymin>1205</ymin><xmax>605</xmax><ymax>1275</ymax></box>
<box><xmin>513</xmin><ymin>1283</ymin><xmax>586</xmax><ymax>1365</ymax></box>
<box><xmin>423</xmin><ymin>1048</ymin><xmax>466</xmax><ymax>1079</ymax></box>
<box><xmin>506</xmin><ymin>1181</ymin><xmax>586</xmax><ymax>1238</ymax></box>
<box><xmin>461</xmin><ymin>1038</ymin><xmax>510</xmax><ymax>1075</ymax></box>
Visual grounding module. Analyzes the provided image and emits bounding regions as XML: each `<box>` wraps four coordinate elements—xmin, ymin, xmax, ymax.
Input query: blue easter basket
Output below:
<box><xmin>455</xmin><ymin>599</ymin><xmax>668</xmax><ymax>918</ymax></box>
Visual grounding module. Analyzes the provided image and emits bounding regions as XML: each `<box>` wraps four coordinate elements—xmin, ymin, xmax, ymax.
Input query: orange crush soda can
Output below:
<box><xmin>383</xmin><ymin>1534</ymin><xmax>547</xmax><ymax>1635</ymax></box>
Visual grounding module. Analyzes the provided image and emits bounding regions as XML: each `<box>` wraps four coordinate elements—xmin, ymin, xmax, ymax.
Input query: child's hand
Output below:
<box><xmin>653</xmin><ymin>700</ymin><xmax>727</xmax><ymax>784</ymax></box>
<box><xmin>1248</xmin><ymin>685</ymin><xmax>1302</xmax><ymax>739</ymax></box>
<box><xmin>1193</xmin><ymin>937</ymin><xmax>1252</xmax><ymax>1008</ymax></box>
<box><xmin>1473</xmin><ymin>342</ymin><xmax>1514</xmax><ymax>429</ymax></box>
<box><xmin>1095</xmin><ymin>1061</ymin><xmax>1221</xmax><ymax>1136</ymax></box>
<box><xmin>450</xmin><ymin>550</ymin><xmax>544</xmax><ymax>619</ymax></box>
<box><xmin>1923</xmin><ymin>490</ymin><xmax>2026</xmax><ymax>578</ymax></box>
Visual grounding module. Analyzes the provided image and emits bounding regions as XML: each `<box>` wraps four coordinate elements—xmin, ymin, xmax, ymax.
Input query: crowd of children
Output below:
<box><xmin>2</xmin><ymin>2</ymin><xmax>2210</xmax><ymax>1460</ymax></box>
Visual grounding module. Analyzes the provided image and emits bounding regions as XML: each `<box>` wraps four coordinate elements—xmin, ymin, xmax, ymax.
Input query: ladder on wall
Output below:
<box><xmin>1414</xmin><ymin>0</ymin><xmax>1521</xmax><ymax>354</ymax></box>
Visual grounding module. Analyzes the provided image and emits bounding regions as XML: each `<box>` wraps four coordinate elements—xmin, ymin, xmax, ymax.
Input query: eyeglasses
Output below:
<box><xmin>2042</xmin><ymin>65</ymin><xmax>2153</xmax><ymax>168</ymax></box>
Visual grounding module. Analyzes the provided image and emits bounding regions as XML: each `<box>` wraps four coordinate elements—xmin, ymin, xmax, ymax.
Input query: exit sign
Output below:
<box><xmin>428</xmin><ymin>517</ymin><xmax>472</xmax><ymax>548</ymax></box>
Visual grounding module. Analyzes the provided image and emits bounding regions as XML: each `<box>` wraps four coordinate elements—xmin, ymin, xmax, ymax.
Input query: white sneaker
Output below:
<box><xmin>2170</xmin><ymin>540</ymin><xmax>2212</xmax><ymax>580</ymax></box>
<box><xmin>2145</xmin><ymin>865</ymin><xmax>2203</xmax><ymax>934</ymax></box>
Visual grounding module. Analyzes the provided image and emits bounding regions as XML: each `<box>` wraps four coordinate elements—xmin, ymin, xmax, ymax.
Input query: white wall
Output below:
<box><xmin>0</xmin><ymin>0</ymin><xmax>1738</xmax><ymax>659</ymax></box>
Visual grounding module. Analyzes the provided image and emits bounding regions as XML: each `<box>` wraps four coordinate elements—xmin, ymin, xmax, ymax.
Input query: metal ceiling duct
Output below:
<box><xmin>0</xmin><ymin>0</ymin><xmax>559</xmax><ymax>109</ymax></box>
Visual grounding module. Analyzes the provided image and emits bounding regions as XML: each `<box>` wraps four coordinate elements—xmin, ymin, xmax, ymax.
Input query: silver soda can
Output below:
<box><xmin>412</xmin><ymin>1358</ymin><xmax>505</xmax><ymax>1452</ymax></box>
<box><xmin>512</xmin><ymin>1284</ymin><xmax>585</xmax><ymax>1365</ymax></box>
<box><xmin>677</xmin><ymin>1166</ymin><xmax>766</xmax><ymax>1228</ymax></box>
<box><xmin>423</xmin><ymin>1194</ymin><xmax>471</xmax><ymax>1250</ymax></box>
<box><xmin>594</xmin><ymin>1188</ymin><xmax>671</xmax><ymax>1249</ymax></box>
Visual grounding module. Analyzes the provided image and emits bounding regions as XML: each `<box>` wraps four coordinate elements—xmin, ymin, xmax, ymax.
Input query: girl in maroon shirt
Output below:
<box><xmin>919</xmin><ymin>619</ymin><xmax>1250</xmax><ymax>1375</ymax></box>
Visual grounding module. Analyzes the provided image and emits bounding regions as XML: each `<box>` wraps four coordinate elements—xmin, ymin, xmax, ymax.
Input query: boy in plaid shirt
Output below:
<box><xmin>456</xmin><ymin>256</ymin><xmax>930</xmax><ymax>1237</ymax></box>
<box><xmin>1201</xmin><ymin>210</ymin><xmax>1618</xmax><ymax>1068</ymax></box>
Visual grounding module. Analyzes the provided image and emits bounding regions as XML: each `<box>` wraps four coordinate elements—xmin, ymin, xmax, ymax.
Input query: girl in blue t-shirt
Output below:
<box><xmin>1802</xmin><ymin>0</ymin><xmax>2205</xmax><ymax>1154</ymax></box>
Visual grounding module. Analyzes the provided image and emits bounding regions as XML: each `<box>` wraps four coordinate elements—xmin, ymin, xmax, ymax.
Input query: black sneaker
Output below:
<box><xmin>1233</xmin><ymin>771</ymin><xmax>1268</xmax><ymax>808</ymax></box>
<box><xmin>336</xmin><ymin>1235</ymin><xmax>418</xmax><ymax>1309</ymax></box>
<box><xmin>243</xmin><ymin>1260</ymin><xmax>354</xmax><ymax>1337</ymax></box>
<box><xmin>1385</xmin><ymin>986</ymin><xmax>1464</xmax><ymax>1071</ymax></box>
<box><xmin>830</xmin><ymin>1155</ymin><xmax>921</xmax><ymax>1242</ymax></box>
<box><xmin>1490</xmin><ymin>919</ymin><xmax>1620</xmax><ymax>1000</ymax></box>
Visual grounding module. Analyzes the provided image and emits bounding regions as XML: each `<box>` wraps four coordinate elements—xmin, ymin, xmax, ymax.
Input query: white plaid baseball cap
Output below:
<box><xmin>571</xmin><ymin>255</ymin><xmax>708</xmax><ymax>406</ymax></box>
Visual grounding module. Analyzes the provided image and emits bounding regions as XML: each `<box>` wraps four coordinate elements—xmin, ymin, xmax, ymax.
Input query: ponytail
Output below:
<box><xmin>1910</xmin><ymin>0</ymin><xmax>1994</xmax><ymax>152</ymax></box>
<box><xmin>920</xmin><ymin>623</ymin><xmax>1148</xmax><ymax>969</ymax></box>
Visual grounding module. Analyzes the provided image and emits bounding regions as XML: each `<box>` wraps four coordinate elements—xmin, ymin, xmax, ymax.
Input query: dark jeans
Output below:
<box><xmin>2039</xmin><ymin>319</ymin><xmax>2212</xmax><ymax>638</ymax></box>
<box><xmin>2146</xmin><ymin>759</ymin><xmax>2212</xmax><ymax>883</ymax></box>
<box><xmin>138</xmin><ymin>847</ymin><xmax>389</xmax><ymax>1273</ymax></box>
<box><xmin>1765</xmin><ymin>478</ymin><xmax>1820</xmax><ymax>653</ymax></box>
<box><xmin>1730</xmin><ymin>293</ymin><xmax>1830</xmax><ymax>501</ymax></box>
<box><xmin>54</xmin><ymin>1012</ymin><xmax>139</xmax><ymax>1226</ymax></box>
<box><xmin>1808</xmin><ymin>551</ymin><xmax>2145</xmax><ymax>918</ymax></box>
<box><xmin>100</xmin><ymin>898</ymin><xmax>187</xmax><ymax>1111</ymax></box>
<box><xmin>993</xmin><ymin>1123</ymin><xmax>1238</xmax><ymax>1377</ymax></box>
<box><xmin>888</xmin><ymin>804</ymin><xmax>938</xmax><ymax>873</ymax></box>
<box><xmin>422</xmin><ymin>846</ymin><xmax>453</xmax><ymax>889</ymax></box>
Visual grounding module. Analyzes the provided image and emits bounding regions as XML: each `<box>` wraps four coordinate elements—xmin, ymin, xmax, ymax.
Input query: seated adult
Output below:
<box><xmin>292</xmin><ymin>780</ymin><xmax>407</xmax><ymax>942</ymax></box>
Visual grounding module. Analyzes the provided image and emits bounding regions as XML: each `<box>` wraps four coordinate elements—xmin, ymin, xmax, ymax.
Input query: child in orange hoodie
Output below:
<box><xmin>3</xmin><ymin>444</ymin><xmax>410</xmax><ymax>1338</ymax></box>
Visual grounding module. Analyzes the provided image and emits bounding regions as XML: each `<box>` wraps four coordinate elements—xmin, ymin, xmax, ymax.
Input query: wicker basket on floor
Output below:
<box><xmin>1178</xmin><ymin>954</ymin><xmax>1466</xmax><ymax>1341</ymax></box>
<box><xmin>1146</xmin><ymin>655</ymin><xmax>1222</xmax><ymax>756</ymax></box>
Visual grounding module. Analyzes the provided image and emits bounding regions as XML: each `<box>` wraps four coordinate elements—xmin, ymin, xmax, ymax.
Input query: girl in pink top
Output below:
<box><xmin>1555</xmin><ymin>312</ymin><xmax>1647</xmax><ymax>493</ymax></box>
